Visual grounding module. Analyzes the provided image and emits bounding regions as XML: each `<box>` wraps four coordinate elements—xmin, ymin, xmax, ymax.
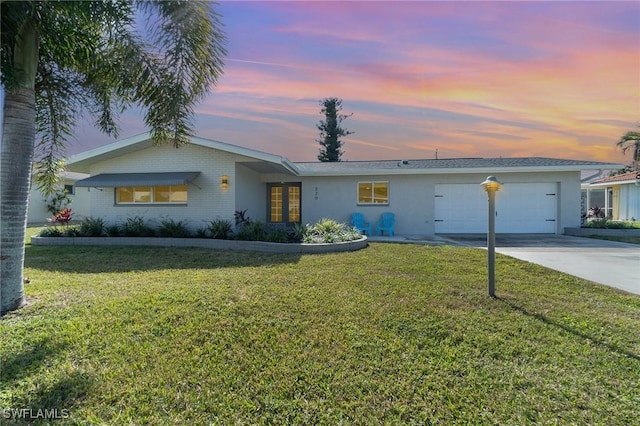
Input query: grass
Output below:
<box><xmin>589</xmin><ymin>235</ymin><xmax>640</xmax><ymax>245</ymax></box>
<box><xmin>1</xmin><ymin>240</ymin><xmax>639</xmax><ymax>424</ymax></box>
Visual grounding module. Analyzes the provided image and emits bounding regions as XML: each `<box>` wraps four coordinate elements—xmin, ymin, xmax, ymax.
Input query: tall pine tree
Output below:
<box><xmin>316</xmin><ymin>97</ymin><xmax>353</xmax><ymax>162</ymax></box>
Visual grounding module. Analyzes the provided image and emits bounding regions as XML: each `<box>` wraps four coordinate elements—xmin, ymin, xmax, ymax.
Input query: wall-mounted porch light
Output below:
<box><xmin>221</xmin><ymin>175</ymin><xmax>229</xmax><ymax>189</ymax></box>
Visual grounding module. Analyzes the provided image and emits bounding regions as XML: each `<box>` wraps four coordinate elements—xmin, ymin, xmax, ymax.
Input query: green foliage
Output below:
<box><xmin>4</xmin><ymin>244</ymin><xmax>639</xmax><ymax>423</ymax></box>
<box><xmin>105</xmin><ymin>225</ymin><xmax>121</xmax><ymax>237</ymax></box>
<box><xmin>158</xmin><ymin>218</ymin><xmax>191</xmax><ymax>238</ymax></box>
<box><xmin>264</xmin><ymin>227</ymin><xmax>289</xmax><ymax>243</ymax></box>
<box><xmin>584</xmin><ymin>219</ymin><xmax>638</xmax><ymax>229</ymax></box>
<box><xmin>44</xmin><ymin>187</ymin><xmax>71</xmax><ymax>215</ymax></box>
<box><xmin>235</xmin><ymin>221</ymin><xmax>266</xmax><ymax>241</ymax></box>
<box><xmin>34</xmin><ymin>216</ymin><xmax>368</xmax><ymax>246</ymax></box>
<box><xmin>207</xmin><ymin>218</ymin><xmax>234</xmax><ymax>239</ymax></box>
<box><xmin>316</xmin><ymin>97</ymin><xmax>354</xmax><ymax>162</ymax></box>
<box><xmin>304</xmin><ymin>218</ymin><xmax>362</xmax><ymax>243</ymax></box>
<box><xmin>62</xmin><ymin>226</ymin><xmax>81</xmax><ymax>237</ymax></box>
<box><xmin>1</xmin><ymin>0</ymin><xmax>227</xmax><ymax>313</ymax></box>
<box><xmin>120</xmin><ymin>216</ymin><xmax>155</xmax><ymax>237</ymax></box>
<box><xmin>289</xmin><ymin>222</ymin><xmax>308</xmax><ymax>243</ymax></box>
<box><xmin>79</xmin><ymin>217</ymin><xmax>106</xmax><ymax>237</ymax></box>
<box><xmin>616</xmin><ymin>124</ymin><xmax>640</xmax><ymax>169</ymax></box>
<box><xmin>38</xmin><ymin>227</ymin><xmax>62</xmax><ymax>237</ymax></box>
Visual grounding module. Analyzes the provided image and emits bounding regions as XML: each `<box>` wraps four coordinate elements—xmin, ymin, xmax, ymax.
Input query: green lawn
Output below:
<box><xmin>1</xmin><ymin>242</ymin><xmax>639</xmax><ymax>424</ymax></box>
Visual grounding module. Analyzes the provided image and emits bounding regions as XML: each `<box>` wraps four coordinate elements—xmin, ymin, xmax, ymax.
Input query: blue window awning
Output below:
<box><xmin>75</xmin><ymin>172</ymin><xmax>200</xmax><ymax>187</ymax></box>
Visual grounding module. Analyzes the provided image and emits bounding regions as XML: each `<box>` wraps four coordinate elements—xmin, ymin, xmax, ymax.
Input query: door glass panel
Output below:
<box><xmin>271</xmin><ymin>187</ymin><xmax>283</xmax><ymax>222</ymax></box>
<box><xmin>288</xmin><ymin>186</ymin><xmax>300</xmax><ymax>223</ymax></box>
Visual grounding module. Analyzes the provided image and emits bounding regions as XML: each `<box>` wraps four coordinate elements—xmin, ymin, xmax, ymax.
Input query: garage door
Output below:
<box><xmin>434</xmin><ymin>183</ymin><xmax>557</xmax><ymax>233</ymax></box>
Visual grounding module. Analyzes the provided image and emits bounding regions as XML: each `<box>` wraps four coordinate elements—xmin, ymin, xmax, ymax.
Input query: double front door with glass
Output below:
<box><xmin>267</xmin><ymin>183</ymin><xmax>301</xmax><ymax>225</ymax></box>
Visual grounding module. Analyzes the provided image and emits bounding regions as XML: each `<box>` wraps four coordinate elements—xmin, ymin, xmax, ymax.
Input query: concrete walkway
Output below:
<box><xmin>368</xmin><ymin>234</ymin><xmax>640</xmax><ymax>295</ymax></box>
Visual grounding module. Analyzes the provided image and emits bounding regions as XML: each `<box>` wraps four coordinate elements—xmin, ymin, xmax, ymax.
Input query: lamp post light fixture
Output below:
<box><xmin>480</xmin><ymin>176</ymin><xmax>502</xmax><ymax>297</ymax></box>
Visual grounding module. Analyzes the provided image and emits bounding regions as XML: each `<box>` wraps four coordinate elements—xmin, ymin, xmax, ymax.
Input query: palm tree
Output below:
<box><xmin>617</xmin><ymin>125</ymin><xmax>640</xmax><ymax>170</ymax></box>
<box><xmin>1</xmin><ymin>1</ymin><xmax>226</xmax><ymax>314</ymax></box>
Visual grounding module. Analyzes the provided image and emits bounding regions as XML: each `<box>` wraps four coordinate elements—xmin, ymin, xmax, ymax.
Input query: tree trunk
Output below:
<box><xmin>1</xmin><ymin>89</ymin><xmax>36</xmax><ymax>314</ymax></box>
<box><xmin>1</xmin><ymin>18</ymin><xmax>39</xmax><ymax>315</ymax></box>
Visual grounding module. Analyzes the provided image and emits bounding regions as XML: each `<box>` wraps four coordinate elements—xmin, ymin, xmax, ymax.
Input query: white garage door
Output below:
<box><xmin>434</xmin><ymin>183</ymin><xmax>557</xmax><ymax>233</ymax></box>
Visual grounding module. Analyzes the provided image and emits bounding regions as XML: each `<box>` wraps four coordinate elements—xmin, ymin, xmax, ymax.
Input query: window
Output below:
<box><xmin>64</xmin><ymin>184</ymin><xmax>74</xmax><ymax>195</ymax></box>
<box><xmin>358</xmin><ymin>182</ymin><xmax>389</xmax><ymax>205</ymax></box>
<box><xmin>116</xmin><ymin>185</ymin><xmax>188</xmax><ymax>204</ymax></box>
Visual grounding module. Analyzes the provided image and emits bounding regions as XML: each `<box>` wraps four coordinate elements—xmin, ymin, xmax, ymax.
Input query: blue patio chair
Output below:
<box><xmin>376</xmin><ymin>212</ymin><xmax>396</xmax><ymax>236</ymax></box>
<box><xmin>351</xmin><ymin>212</ymin><xmax>372</xmax><ymax>236</ymax></box>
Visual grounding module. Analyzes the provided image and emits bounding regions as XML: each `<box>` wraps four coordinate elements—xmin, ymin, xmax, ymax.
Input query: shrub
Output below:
<box><xmin>584</xmin><ymin>219</ymin><xmax>637</xmax><ymax>229</ymax></box>
<box><xmin>49</xmin><ymin>208</ymin><xmax>73</xmax><ymax>226</ymax></box>
<box><xmin>235</xmin><ymin>221</ymin><xmax>266</xmax><ymax>241</ymax></box>
<box><xmin>105</xmin><ymin>224</ymin><xmax>121</xmax><ymax>237</ymax></box>
<box><xmin>195</xmin><ymin>227</ymin><xmax>208</xmax><ymax>238</ymax></box>
<box><xmin>208</xmin><ymin>218</ymin><xmax>233</xmax><ymax>239</ymax></box>
<box><xmin>288</xmin><ymin>222</ymin><xmax>308</xmax><ymax>243</ymax></box>
<box><xmin>62</xmin><ymin>226</ymin><xmax>81</xmax><ymax>237</ymax></box>
<box><xmin>265</xmin><ymin>227</ymin><xmax>289</xmax><ymax>243</ymax></box>
<box><xmin>45</xmin><ymin>188</ymin><xmax>71</xmax><ymax>216</ymax></box>
<box><xmin>39</xmin><ymin>227</ymin><xmax>62</xmax><ymax>237</ymax></box>
<box><xmin>121</xmin><ymin>216</ymin><xmax>155</xmax><ymax>237</ymax></box>
<box><xmin>79</xmin><ymin>217</ymin><xmax>106</xmax><ymax>237</ymax></box>
<box><xmin>158</xmin><ymin>218</ymin><xmax>191</xmax><ymax>238</ymax></box>
<box><xmin>304</xmin><ymin>218</ymin><xmax>363</xmax><ymax>244</ymax></box>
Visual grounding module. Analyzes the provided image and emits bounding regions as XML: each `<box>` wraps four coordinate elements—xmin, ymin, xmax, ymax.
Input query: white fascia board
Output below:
<box><xmin>66</xmin><ymin>132</ymin><xmax>153</xmax><ymax>173</ymax></box>
<box><xmin>590</xmin><ymin>179</ymin><xmax>637</xmax><ymax>187</ymax></box>
<box><xmin>66</xmin><ymin>132</ymin><xmax>301</xmax><ymax>175</ymax></box>
<box><xmin>297</xmin><ymin>165</ymin><xmax>618</xmax><ymax>177</ymax></box>
<box><xmin>189</xmin><ymin>136</ymin><xmax>301</xmax><ymax>175</ymax></box>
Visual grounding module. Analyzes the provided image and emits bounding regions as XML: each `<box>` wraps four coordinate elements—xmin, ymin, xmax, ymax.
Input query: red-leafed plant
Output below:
<box><xmin>50</xmin><ymin>208</ymin><xmax>73</xmax><ymax>225</ymax></box>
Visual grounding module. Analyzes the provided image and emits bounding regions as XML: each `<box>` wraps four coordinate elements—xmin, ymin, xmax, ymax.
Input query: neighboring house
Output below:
<box><xmin>64</xmin><ymin>132</ymin><xmax>622</xmax><ymax>235</ymax></box>
<box><xmin>587</xmin><ymin>171</ymin><xmax>640</xmax><ymax>221</ymax></box>
<box><xmin>580</xmin><ymin>169</ymin><xmax>614</xmax><ymax>222</ymax></box>
<box><xmin>27</xmin><ymin>171</ymin><xmax>90</xmax><ymax>225</ymax></box>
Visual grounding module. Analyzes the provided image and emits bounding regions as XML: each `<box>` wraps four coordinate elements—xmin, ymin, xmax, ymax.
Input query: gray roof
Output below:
<box><xmin>294</xmin><ymin>157</ymin><xmax>621</xmax><ymax>175</ymax></box>
<box><xmin>75</xmin><ymin>172</ymin><xmax>200</xmax><ymax>187</ymax></box>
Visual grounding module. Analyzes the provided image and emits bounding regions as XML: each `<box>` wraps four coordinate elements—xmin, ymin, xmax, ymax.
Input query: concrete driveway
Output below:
<box><xmin>438</xmin><ymin>234</ymin><xmax>640</xmax><ymax>295</ymax></box>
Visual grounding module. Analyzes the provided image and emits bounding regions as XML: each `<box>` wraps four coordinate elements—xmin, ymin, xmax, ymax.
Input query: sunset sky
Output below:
<box><xmin>27</xmin><ymin>2</ymin><xmax>640</xmax><ymax>163</ymax></box>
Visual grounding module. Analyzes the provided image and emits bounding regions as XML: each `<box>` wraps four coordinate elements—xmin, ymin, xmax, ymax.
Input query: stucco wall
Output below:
<box><xmin>260</xmin><ymin>170</ymin><xmax>581</xmax><ymax>235</ymax></box>
<box><xmin>235</xmin><ymin>163</ymin><xmax>267</xmax><ymax>223</ymax></box>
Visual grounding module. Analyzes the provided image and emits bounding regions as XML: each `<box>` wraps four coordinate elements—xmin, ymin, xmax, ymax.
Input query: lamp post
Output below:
<box><xmin>481</xmin><ymin>176</ymin><xmax>502</xmax><ymax>297</ymax></box>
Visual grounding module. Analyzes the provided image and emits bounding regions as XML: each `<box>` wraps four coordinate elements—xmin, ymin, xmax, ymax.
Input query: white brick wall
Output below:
<box><xmin>86</xmin><ymin>143</ymin><xmax>254</xmax><ymax>231</ymax></box>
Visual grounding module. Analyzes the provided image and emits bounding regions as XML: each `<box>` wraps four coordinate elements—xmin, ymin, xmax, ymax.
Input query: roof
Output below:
<box><xmin>75</xmin><ymin>172</ymin><xmax>200</xmax><ymax>187</ymax></box>
<box><xmin>293</xmin><ymin>157</ymin><xmax>622</xmax><ymax>176</ymax></box>
<box><xmin>66</xmin><ymin>132</ymin><xmax>298</xmax><ymax>175</ymax></box>
<box><xmin>590</xmin><ymin>170</ymin><xmax>640</xmax><ymax>187</ymax></box>
<box><xmin>64</xmin><ymin>132</ymin><xmax>623</xmax><ymax>177</ymax></box>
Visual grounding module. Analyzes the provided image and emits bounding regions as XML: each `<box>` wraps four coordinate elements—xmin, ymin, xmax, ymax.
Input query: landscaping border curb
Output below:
<box><xmin>564</xmin><ymin>227</ymin><xmax>640</xmax><ymax>237</ymax></box>
<box><xmin>31</xmin><ymin>236</ymin><xmax>368</xmax><ymax>254</ymax></box>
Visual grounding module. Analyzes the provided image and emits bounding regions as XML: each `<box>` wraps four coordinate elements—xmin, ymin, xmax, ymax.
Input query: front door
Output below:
<box><xmin>267</xmin><ymin>183</ymin><xmax>301</xmax><ymax>225</ymax></box>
